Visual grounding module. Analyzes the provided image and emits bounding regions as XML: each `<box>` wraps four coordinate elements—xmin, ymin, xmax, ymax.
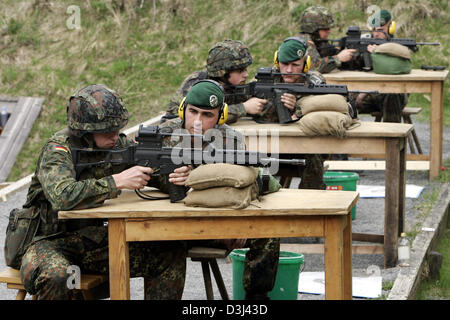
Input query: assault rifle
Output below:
<box><xmin>329</xmin><ymin>26</ymin><xmax>440</xmax><ymax>71</ymax></box>
<box><xmin>227</xmin><ymin>67</ymin><xmax>379</xmax><ymax>123</ymax></box>
<box><xmin>72</xmin><ymin>125</ymin><xmax>305</xmax><ymax>202</ymax></box>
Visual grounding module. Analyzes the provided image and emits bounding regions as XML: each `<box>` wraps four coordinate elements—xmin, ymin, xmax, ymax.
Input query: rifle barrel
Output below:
<box><xmin>349</xmin><ymin>90</ymin><xmax>380</xmax><ymax>94</ymax></box>
<box><xmin>416</xmin><ymin>42</ymin><xmax>440</xmax><ymax>45</ymax></box>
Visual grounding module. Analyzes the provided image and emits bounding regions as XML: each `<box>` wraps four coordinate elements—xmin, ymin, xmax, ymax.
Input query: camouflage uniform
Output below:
<box><xmin>161</xmin><ymin>40</ymin><xmax>252</xmax><ymax>124</ymax></box>
<box><xmin>17</xmin><ymin>85</ymin><xmax>187</xmax><ymax>299</ymax></box>
<box><xmin>158</xmin><ymin>117</ymin><xmax>280</xmax><ymax>297</ymax></box>
<box><xmin>353</xmin><ymin>9</ymin><xmax>409</xmax><ymax>123</ymax></box>
<box><xmin>296</xmin><ymin>6</ymin><xmax>341</xmax><ymax>74</ymax></box>
<box><xmin>162</xmin><ymin>70</ymin><xmax>249</xmax><ymax>124</ymax></box>
<box><xmin>353</xmin><ymin>92</ymin><xmax>408</xmax><ymax>123</ymax></box>
<box><xmin>258</xmin><ymin>67</ymin><xmax>327</xmax><ymax>190</ymax></box>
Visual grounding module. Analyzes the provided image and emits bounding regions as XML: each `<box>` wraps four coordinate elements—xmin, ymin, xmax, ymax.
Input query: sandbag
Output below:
<box><xmin>371</xmin><ymin>52</ymin><xmax>412</xmax><ymax>74</ymax></box>
<box><xmin>185</xmin><ymin>163</ymin><xmax>259</xmax><ymax>190</ymax></box>
<box><xmin>298</xmin><ymin>111</ymin><xmax>357</xmax><ymax>138</ymax></box>
<box><xmin>298</xmin><ymin>94</ymin><xmax>349</xmax><ymax>115</ymax></box>
<box><xmin>373</xmin><ymin>42</ymin><xmax>411</xmax><ymax>60</ymax></box>
<box><xmin>183</xmin><ymin>183</ymin><xmax>259</xmax><ymax>209</ymax></box>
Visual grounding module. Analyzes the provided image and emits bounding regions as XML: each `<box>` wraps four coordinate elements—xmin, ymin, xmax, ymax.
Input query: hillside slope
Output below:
<box><xmin>0</xmin><ymin>0</ymin><xmax>448</xmax><ymax>181</ymax></box>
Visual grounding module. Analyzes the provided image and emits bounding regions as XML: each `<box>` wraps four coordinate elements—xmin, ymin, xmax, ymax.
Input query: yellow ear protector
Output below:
<box><xmin>273</xmin><ymin>37</ymin><xmax>310</xmax><ymax>72</ymax></box>
<box><xmin>178</xmin><ymin>79</ymin><xmax>229</xmax><ymax>125</ymax></box>
<box><xmin>371</xmin><ymin>20</ymin><xmax>396</xmax><ymax>36</ymax></box>
<box><xmin>273</xmin><ymin>50</ymin><xmax>311</xmax><ymax>72</ymax></box>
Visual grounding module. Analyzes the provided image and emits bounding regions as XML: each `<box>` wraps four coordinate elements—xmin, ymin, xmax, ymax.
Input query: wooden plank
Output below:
<box><xmin>125</xmin><ymin>216</ymin><xmax>326</xmax><ymax>241</ymax></box>
<box><xmin>352</xmin><ymin>233</ymin><xmax>384</xmax><ymax>243</ymax></box>
<box><xmin>324</xmin><ymin>69</ymin><xmax>448</xmax><ymax>82</ymax></box>
<box><xmin>324</xmin><ymin>160</ymin><xmax>430</xmax><ymax>171</ymax></box>
<box><xmin>233</xmin><ymin>120</ymin><xmax>413</xmax><ymax>138</ymax></box>
<box><xmin>429</xmin><ymin>81</ymin><xmax>444</xmax><ymax>180</ymax></box>
<box><xmin>0</xmin><ymin>97</ymin><xmax>44</xmax><ymax>182</ymax></box>
<box><xmin>348</xmin><ymin>153</ymin><xmax>429</xmax><ymax>161</ymax></box>
<box><xmin>248</xmin><ymin>136</ymin><xmax>387</xmax><ymax>154</ymax></box>
<box><xmin>280</xmin><ymin>243</ymin><xmax>384</xmax><ymax>255</ymax></box>
<box><xmin>59</xmin><ymin>189</ymin><xmax>358</xmax><ymax>219</ymax></box>
<box><xmin>324</xmin><ymin>216</ymin><xmax>346</xmax><ymax>300</ymax></box>
<box><xmin>0</xmin><ymin>174</ymin><xmax>33</xmax><ymax>202</ymax></box>
<box><xmin>108</xmin><ymin>219</ymin><xmax>130</xmax><ymax>300</ymax></box>
<box><xmin>384</xmin><ymin>138</ymin><xmax>401</xmax><ymax>268</ymax></box>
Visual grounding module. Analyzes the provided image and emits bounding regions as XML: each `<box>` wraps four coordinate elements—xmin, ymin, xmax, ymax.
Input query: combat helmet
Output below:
<box><xmin>299</xmin><ymin>6</ymin><xmax>335</xmax><ymax>34</ymax></box>
<box><xmin>206</xmin><ymin>39</ymin><xmax>253</xmax><ymax>78</ymax></box>
<box><xmin>67</xmin><ymin>84</ymin><xmax>129</xmax><ymax>137</ymax></box>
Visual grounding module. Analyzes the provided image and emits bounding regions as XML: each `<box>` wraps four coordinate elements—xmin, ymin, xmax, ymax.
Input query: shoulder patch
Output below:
<box><xmin>55</xmin><ymin>145</ymin><xmax>69</xmax><ymax>153</ymax></box>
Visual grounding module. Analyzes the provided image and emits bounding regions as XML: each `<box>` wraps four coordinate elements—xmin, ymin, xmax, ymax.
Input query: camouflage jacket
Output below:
<box><xmin>251</xmin><ymin>67</ymin><xmax>326</xmax><ymax>123</ymax></box>
<box><xmin>162</xmin><ymin>70</ymin><xmax>248</xmax><ymax>124</ymax></box>
<box><xmin>296</xmin><ymin>32</ymin><xmax>341</xmax><ymax>74</ymax></box>
<box><xmin>23</xmin><ymin>128</ymin><xmax>132</xmax><ymax>243</ymax></box>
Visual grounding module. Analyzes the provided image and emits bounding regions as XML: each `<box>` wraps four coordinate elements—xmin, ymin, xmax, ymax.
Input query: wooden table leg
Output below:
<box><xmin>384</xmin><ymin>138</ymin><xmax>404</xmax><ymax>268</ymax></box>
<box><xmin>343</xmin><ymin>210</ymin><xmax>352</xmax><ymax>299</ymax></box>
<box><xmin>324</xmin><ymin>215</ymin><xmax>346</xmax><ymax>300</ymax></box>
<box><xmin>108</xmin><ymin>218</ymin><xmax>130</xmax><ymax>300</ymax></box>
<box><xmin>429</xmin><ymin>81</ymin><xmax>444</xmax><ymax>181</ymax></box>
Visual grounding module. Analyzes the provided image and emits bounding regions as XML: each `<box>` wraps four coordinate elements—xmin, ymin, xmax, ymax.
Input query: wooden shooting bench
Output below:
<box><xmin>231</xmin><ymin>119</ymin><xmax>412</xmax><ymax>268</ymax></box>
<box><xmin>324</xmin><ymin>69</ymin><xmax>449</xmax><ymax>181</ymax></box>
<box><xmin>59</xmin><ymin>188</ymin><xmax>358</xmax><ymax>300</ymax></box>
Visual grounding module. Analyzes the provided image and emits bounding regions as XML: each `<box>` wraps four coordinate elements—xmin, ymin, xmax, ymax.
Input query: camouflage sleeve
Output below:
<box><xmin>37</xmin><ymin>140</ymin><xmax>120</xmax><ymax>211</ymax></box>
<box><xmin>225</xmin><ymin>102</ymin><xmax>247</xmax><ymax>124</ymax></box>
<box><xmin>307</xmin><ymin>44</ymin><xmax>341</xmax><ymax>74</ymax></box>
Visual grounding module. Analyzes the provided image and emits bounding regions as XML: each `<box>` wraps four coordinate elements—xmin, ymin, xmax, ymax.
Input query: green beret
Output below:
<box><xmin>278</xmin><ymin>39</ymin><xmax>307</xmax><ymax>63</ymax></box>
<box><xmin>370</xmin><ymin>9</ymin><xmax>392</xmax><ymax>27</ymax></box>
<box><xmin>185</xmin><ymin>81</ymin><xmax>224</xmax><ymax>109</ymax></box>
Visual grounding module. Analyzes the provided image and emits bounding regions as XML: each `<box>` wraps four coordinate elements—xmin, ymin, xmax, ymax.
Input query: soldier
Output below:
<box><xmin>160</xmin><ymin>80</ymin><xmax>280</xmax><ymax>300</ymax></box>
<box><xmin>161</xmin><ymin>39</ymin><xmax>268</xmax><ymax>124</ymax></box>
<box><xmin>266</xmin><ymin>37</ymin><xmax>327</xmax><ymax>190</ymax></box>
<box><xmin>296</xmin><ymin>5</ymin><xmax>357</xmax><ymax>74</ymax></box>
<box><xmin>9</xmin><ymin>84</ymin><xmax>186</xmax><ymax>299</ymax></box>
<box><xmin>353</xmin><ymin>9</ymin><xmax>409</xmax><ymax>123</ymax></box>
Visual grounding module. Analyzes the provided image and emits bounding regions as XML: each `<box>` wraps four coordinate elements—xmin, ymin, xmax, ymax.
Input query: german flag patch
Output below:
<box><xmin>55</xmin><ymin>145</ymin><xmax>69</xmax><ymax>153</ymax></box>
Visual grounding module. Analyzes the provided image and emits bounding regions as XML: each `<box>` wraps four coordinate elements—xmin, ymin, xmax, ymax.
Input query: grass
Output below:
<box><xmin>416</xmin><ymin>228</ymin><xmax>450</xmax><ymax>299</ymax></box>
<box><xmin>0</xmin><ymin>0</ymin><xmax>448</xmax><ymax>182</ymax></box>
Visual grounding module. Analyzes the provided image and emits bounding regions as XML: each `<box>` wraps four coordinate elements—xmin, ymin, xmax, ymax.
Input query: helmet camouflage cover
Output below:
<box><xmin>206</xmin><ymin>39</ymin><xmax>253</xmax><ymax>77</ymax></box>
<box><xmin>67</xmin><ymin>84</ymin><xmax>129</xmax><ymax>137</ymax></box>
<box><xmin>300</xmin><ymin>6</ymin><xmax>335</xmax><ymax>34</ymax></box>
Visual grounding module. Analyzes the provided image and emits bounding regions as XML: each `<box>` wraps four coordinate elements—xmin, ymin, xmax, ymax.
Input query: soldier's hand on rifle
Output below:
<box><xmin>280</xmin><ymin>93</ymin><xmax>296</xmax><ymax>111</ymax></box>
<box><xmin>336</xmin><ymin>48</ymin><xmax>357</xmax><ymax>62</ymax></box>
<box><xmin>112</xmin><ymin>166</ymin><xmax>153</xmax><ymax>190</ymax></box>
<box><xmin>367</xmin><ymin>44</ymin><xmax>377</xmax><ymax>53</ymax></box>
<box><xmin>355</xmin><ymin>93</ymin><xmax>368</xmax><ymax>107</ymax></box>
<box><xmin>243</xmin><ymin>97</ymin><xmax>268</xmax><ymax>114</ymax></box>
<box><xmin>168</xmin><ymin>165</ymin><xmax>193</xmax><ymax>186</ymax></box>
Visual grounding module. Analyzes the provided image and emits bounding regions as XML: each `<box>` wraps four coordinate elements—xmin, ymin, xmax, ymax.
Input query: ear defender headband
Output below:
<box><xmin>273</xmin><ymin>37</ymin><xmax>311</xmax><ymax>72</ymax></box>
<box><xmin>178</xmin><ymin>79</ymin><xmax>229</xmax><ymax>125</ymax></box>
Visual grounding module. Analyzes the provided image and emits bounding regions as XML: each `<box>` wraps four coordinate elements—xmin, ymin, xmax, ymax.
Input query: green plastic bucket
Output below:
<box><xmin>323</xmin><ymin>171</ymin><xmax>359</xmax><ymax>220</ymax></box>
<box><xmin>229</xmin><ymin>249</ymin><xmax>304</xmax><ymax>300</ymax></box>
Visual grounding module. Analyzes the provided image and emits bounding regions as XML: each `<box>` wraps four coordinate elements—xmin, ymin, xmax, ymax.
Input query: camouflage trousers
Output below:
<box><xmin>189</xmin><ymin>237</ymin><xmax>280</xmax><ymax>295</ymax></box>
<box><xmin>20</xmin><ymin>226</ymin><xmax>187</xmax><ymax>300</ymax></box>
<box><xmin>278</xmin><ymin>154</ymin><xmax>326</xmax><ymax>190</ymax></box>
<box><xmin>356</xmin><ymin>93</ymin><xmax>409</xmax><ymax>123</ymax></box>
